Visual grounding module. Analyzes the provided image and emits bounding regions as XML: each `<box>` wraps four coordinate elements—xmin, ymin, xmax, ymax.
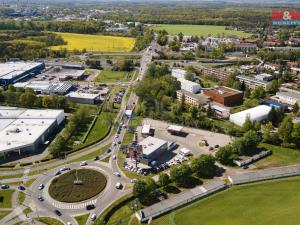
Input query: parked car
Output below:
<box><xmin>54</xmin><ymin>209</ymin><xmax>62</xmax><ymax>216</ymax></box>
<box><xmin>94</xmin><ymin>156</ymin><xmax>100</xmax><ymax>160</ymax></box>
<box><xmin>38</xmin><ymin>184</ymin><xmax>44</xmax><ymax>190</ymax></box>
<box><xmin>86</xmin><ymin>204</ymin><xmax>96</xmax><ymax>210</ymax></box>
<box><xmin>38</xmin><ymin>196</ymin><xmax>44</xmax><ymax>201</ymax></box>
<box><xmin>1</xmin><ymin>184</ymin><xmax>9</xmax><ymax>189</ymax></box>
<box><xmin>113</xmin><ymin>155</ymin><xmax>117</xmax><ymax>160</ymax></box>
<box><xmin>67</xmin><ymin>222</ymin><xmax>72</xmax><ymax>225</ymax></box>
<box><xmin>214</xmin><ymin>145</ymin><xmax>219</xmax><ymax>148</ymax></box>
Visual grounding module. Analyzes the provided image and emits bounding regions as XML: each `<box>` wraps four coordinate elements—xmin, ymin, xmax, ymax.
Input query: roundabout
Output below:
<box><xmin>49</xmin><ymin>168</ymin><xmax>107</xmax><ymax>203</ymax></box>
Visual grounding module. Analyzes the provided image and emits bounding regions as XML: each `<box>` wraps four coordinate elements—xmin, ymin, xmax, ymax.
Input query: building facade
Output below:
<box><xmin>203</xmin><ymin>86</ymin><xmax>243</xmax><ymax>106</ymax></box>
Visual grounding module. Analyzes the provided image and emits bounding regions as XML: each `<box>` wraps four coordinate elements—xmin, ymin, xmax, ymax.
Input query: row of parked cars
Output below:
<box><xmin>123</xmin><ymin>163</ymin><xmax>150</xmax><ymax>176</ymax></box>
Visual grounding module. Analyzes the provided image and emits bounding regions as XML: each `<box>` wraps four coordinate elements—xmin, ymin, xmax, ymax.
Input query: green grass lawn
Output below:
<box><xmin>18</xmin><ymin>191</ymin><xmax>25</xmax><ymax>205</ymax></box>
<box><xmin>95</xmin><ymin>70</ymin><xmax>134</xmax><ymax>83</ymax></box>
<box><xmin>49</xmin><ymin>169</ymin><xmax>107</xmax><ymax>203</ymax></box>
<box><xmin>75</xmin><ymin>213</ymin><xmax>90</xmax><ymax>225</ymax></box>
<box><xmin>0</xmin><ymin>173</ymin><xmax>23</xmax><ymax>180</ymax></box>
<box><xmin>0</xmin><ymin>190</ymin><xmax>14</xmax><ymax>208</ymax></box>
<box><xmin>0</xmin><ymin>210</ymin><xmax>10</xmax><ymax>219</ymax></box>
<box><xmin>152</xmin><ymin>24</ymin><xmax>252</xmax><ymax>37</ymax></box>
<box><xmin>254</xmin><ymin>143</ymin><xmax>300</xmax><ymax>169</ymax></box>
<box><xmin>38</xmin><ymin>217</ymin><xmax>64</xmax><ymax>225</ymax></box>
<box><xmin>153</xmin><ymin>177</ymin><xmax>300</xmax><ymax>225</ymax></box>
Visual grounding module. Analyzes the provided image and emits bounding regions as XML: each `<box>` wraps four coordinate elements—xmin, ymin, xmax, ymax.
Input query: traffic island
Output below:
<box><xmin>49</xmin><ymin>169</ymin><xmax>107</xmax><ymax>203</ymax></box>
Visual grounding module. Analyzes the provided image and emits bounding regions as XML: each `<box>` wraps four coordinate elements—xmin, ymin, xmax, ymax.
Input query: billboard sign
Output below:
<box><xmin>272</xmin><ymin>10</ymin><xmax>300</xmax><ymax>26</ymax></box>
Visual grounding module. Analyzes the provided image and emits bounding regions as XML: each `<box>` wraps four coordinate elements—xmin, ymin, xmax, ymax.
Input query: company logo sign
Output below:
<box><xmin>272</xmin><ymin>10</ymin><xmax>300</xmax><ymax>26</ymax></box>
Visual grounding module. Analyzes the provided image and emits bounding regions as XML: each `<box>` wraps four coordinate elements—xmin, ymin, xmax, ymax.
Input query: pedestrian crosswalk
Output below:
<box><xmin>51</xmin><ymin>199</ymin><xmax>97</xmax><ymax>210</ymax></box>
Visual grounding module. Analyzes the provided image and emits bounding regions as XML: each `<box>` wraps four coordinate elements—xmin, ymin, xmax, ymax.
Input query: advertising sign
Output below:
<box><xmin>272</xmin><ymin>10</ymin><xmax>300</xmax><ymax>26</ymax></box>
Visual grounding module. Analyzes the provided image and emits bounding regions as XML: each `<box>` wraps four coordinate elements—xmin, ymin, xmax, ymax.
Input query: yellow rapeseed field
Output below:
<box><xmin>51</xmin><ymin>32</ymin><xmax>135</xmax><ymax>52</ymax></box>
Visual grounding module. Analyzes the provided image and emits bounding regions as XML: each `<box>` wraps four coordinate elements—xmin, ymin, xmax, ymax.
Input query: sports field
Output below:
<box><xmin>51</xmin><ymin>32</ymin><xmax>135</xmax><ymax>52</ymax></box>
<box><xmin>153</xmin><ymin>177</ymin><xmax>300</xmax><ymax>225</ymax></box>
<box><xmin>152</xmin><ymin>24</ymin><xmax>252</xmax><ymax>37</ymax></box>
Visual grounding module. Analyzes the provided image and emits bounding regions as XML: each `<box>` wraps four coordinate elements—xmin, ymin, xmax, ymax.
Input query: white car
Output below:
<box><xmin>80</xmin><ymin>161</ymin><xmax>88</xmax><ymax>166</ymax></box>
<box><xmin>67</xmin><ymin>222</ymin><xmax>72</xmax><ymax>225</ymax></box>
<box><xmin>113</xmin><ymin>155</ymin><xmax>117</xmax><ymax>160</ymax></box>
<box><xmin>113</xmin><ymin>172</ymin><xmax>121</xmax><ymax>177</ymax></box>
<box><xmin>91</xmin><ymin>213</ymin><xmax>97</xmax><ymax>221</ymax></box>
<box><xmin>115</xmin><ymin>182</ymin><xmax>122</xmax><ymax>189</ymax></box>
<box><xmin>38</xmin><ymin>184</ymin><xmax>44</xmax><ymax>190</ymax></box>
<box><xmin>131</xmin><ymin>179</ymin><xmax>138</xmax><ymax>183</ymax></box>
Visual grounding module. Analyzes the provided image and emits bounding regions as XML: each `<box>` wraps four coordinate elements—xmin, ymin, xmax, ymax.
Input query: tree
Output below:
<box><xmin>184</xmin><ymin>71</ymin><xmax>194</xmax><ymax>81</ymax></box>
<box><xmin>215</xmin><ymin>145</ymin><xmax>236</xmax><ymax>165</ymax></box>
<box><xmin>292</xmin><ymin>103</ymin><xmax>299</xmax><ymax>114</ymax></box>
<box><xmin>233</xmin><ymin>130</ymin><xmax>261</xmax><ymax>156</ymax></box>
<box><xmin>278</xmin><ymin>116</ymin><xmax>294</xmax><ymax>147</ymax></box>
<box><xmin>49</xmin><ymin>134</ymin><xmax>67</xmax><ymax>158</ymax></box>
<box><xmin>158</xmin><ymin>173</ymin><xmax>170</xmax><ymax>187</ymax></box>
<box><xmin>190</xmin><ymin>154</ymin><xmax>216</xmax><ymax>178</ymax></box>
<box><xmin>242</xmin><ymin>118</ymin><xmax>253</xmax><ymax>132</ymax></box>
<box><xmin>266</xmin><ymin>79</ymin><xmax>280</xmax><ymax>94</ymax></box>
<box><xmin>170</xmin><ymin>164</ymin><xmax>192</xmax><ymax>187</ymax></box>
<box><xmin>261</xmin><ymin>121</ymin><xmax>273</xmax><ymax>143</ymax></box>
<box><xmin>250</xmin><ymin>86</ymin><xmax>266</xmax><ymax>99</ymax></box>
<box><xmin>133</xmin><ymin>179</ymin><xmax>157</xmax><ymax>205</ymax></box>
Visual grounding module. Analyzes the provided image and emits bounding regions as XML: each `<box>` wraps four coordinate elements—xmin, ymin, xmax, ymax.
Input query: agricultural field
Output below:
<box><xmin>51</xmin><ymin>32</ymin><xmax>135</xmax><ymax>52</ymax></box>
<box><xmin>152</xmin><ymin>24</ymin><xmax>252</xmax><ymax>37</ymax></box>
<box><xmin>153</xmin><ymin>177</ymin><xmax>300</xmax><ymax>225</ymax></box>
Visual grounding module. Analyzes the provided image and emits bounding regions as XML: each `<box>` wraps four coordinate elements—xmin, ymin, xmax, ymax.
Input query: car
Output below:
<box><xmin>214</xmin><ymin>145</ymin><xmax>219</xmax><ymax>148</ymax></box>
<box><xmin>91</xmin><ymin>213</ymin><xmax>97</xmax><ymax>221</ymax></box>
<box><xmin>209</xmin><ymin>147</ymin><xmax>214</xmax><ymax>151</ymax></box>
<box><xmin>242</xmin><ymin>165</ymin><xmax>249</xmax><ymax>169</ymax></box>
<box><xmin>38</xmin><ymin>196</ymin><xmax>44</xmax><ymax>201</ymax></box>
<box><xmin>60</xmin><ymin>166</ymin><xmax>70</xmax><ymax>171</ymax></box>
<box><xmin>113</xmin><ymin>172</ymin><xmax>121</xmax><ymax>177</ymax></box>
<box><xmin>113</xmin><ymin>155</ymin><xmax>117</xmax><ymax>160</ymax></box>
<box><xmin>38</xmin><ymin>184</ymin><xmax>44</xmax><ymax>190</ymax></box>
<box><xmin>18</xmin><ymin>185</ymin><xmax>25</xmax><ymax>191</ymax></box>
<box><xmin>118</xmin><ymin>141</ymin><xmax>121</xmax><ymax>144</ymax></box>
<box><xmin>86</xmin><ymin>204</ymin><xmax>96</xmax><ymax>210</ymax></box>
<box><xmin>80</xmin><ymin>161</ymin><xmax>88</xmax><ymax>166</ymax></box>
<box><xmin>107</xmin><ymin>148</ymin><xmax>112</xmax><ymax>153</ymax></box>
<box><xmin>1</xmin><ymin>184</ymin><xmax>9</xmax><ymax>189</ymax></box>
<box><xmin>94</xmin><ymin>156</ymin><xmax>100</xmax><ymax>160</ymax></box>
<box><xmin>54</xmin><ymin>209</ymin><xmax>62</xmax><ymax>216</ymax></box>
<box><xmin>115</xmin><ymin>134</ymin><xmax>119</xmax><ymax>138</ymax></box>
<box><xmin>115</xmin><ymin>183</ymin><xmax>122</xmax><ymax>189</ymax></box>
<box><xmin>131</xmin><ymin>179</ymin><xmax>138</xmax><ymax>183</ymax></box>
<box><xmin>55</xmin><ymin>170</ymin><xmax>61</xmax><ymax>176</ymax></box>
<box><xmin>67</xmin><ymin>222</ymin><xmax>72</xmax><ymax>225</ymax></box>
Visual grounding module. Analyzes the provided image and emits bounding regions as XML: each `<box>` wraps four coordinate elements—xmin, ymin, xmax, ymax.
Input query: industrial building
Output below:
<box><xmin>203</xmin><ymin>86</ymin><xmax>243</xmax><ymax>106</ymax></box>
<box><xmin>65</xmin><ymin>92</ymin><xmax>102</xmax><ymax>104</ymax></box>
<box><xmin>176</xmin><ymin>90</ymin><xmax>210</xmax><ymax>107</ymax></box>
<box><xmin>271</xmin><ymin>88</ymin><xmax>300</xmax><ymax>106</ymax></box>
<box><xmin>14</xmin><ymin>81</ymin><xmax>74</xmax><ymax>95</ymax></box>
<box><xmin>0</xmin><ymin>107</ymin><xmax>65</xmax><ymax>157</ymax></box>
<box><xmin>229</xmin><ymin>105</ymin><xmax>272</xmax><ymax>126</ymax></box>
<box><xmin>138</xmin><ymin>136</ymin><xmax>168</xmax><ymax>165</ymax></box>
<box><xmin>0</xmin><ymin>61</ymin><xmax>45</xmax><ymax>86</ymax></box>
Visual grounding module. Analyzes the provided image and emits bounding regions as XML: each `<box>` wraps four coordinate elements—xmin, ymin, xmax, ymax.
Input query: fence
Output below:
<box><xmin>137</xmin><ymin>179</ymin><xmax>227</xmax><ymax>222</ymax></box>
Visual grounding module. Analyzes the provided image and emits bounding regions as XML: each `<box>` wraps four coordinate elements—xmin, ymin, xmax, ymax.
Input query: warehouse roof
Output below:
<box><xmin>65</xmin><ymin>92</ymin><xmax>100</xmax><ymax>100</ymax></box>
<box><xmin>230</xmin><ymin>105</ymin><xmax>271</xmax><ymax>121</ymax></box>
<box><xmin>139</xmin><ymin>136</ymin><xmax>167</xmax><ymax>156</ymax></box>
<box><xmin>0</xmin><ymin>61</ymin><xmax>44</xmax><ymax>80</ymax></box>
<box><xmin>204</xmin><ymin>86</ymin><xmax>242</xmax><ymax>98</ymax></box>
<box><xmin>0</xmin><ymin>107</ymin><xmax>64</xmax><ymax>154</ymax></box>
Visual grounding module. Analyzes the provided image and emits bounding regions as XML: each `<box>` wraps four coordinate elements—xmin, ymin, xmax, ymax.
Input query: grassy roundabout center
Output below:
<box><xmin>49</xmin><ymin>169</ymin><xmax>107</xmax><ymax>203</ymax></box>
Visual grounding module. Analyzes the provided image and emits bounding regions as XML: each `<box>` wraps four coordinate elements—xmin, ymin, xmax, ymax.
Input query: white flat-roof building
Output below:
<box><xmin>141</xmin><ymin>124</ymin><xmax>151</xmax><ymax>137</ymax></box>
<box><xmin>0</xmin><ymin>106</ymin><xmax>65</xmax><ymax>156</ymax></box>
<box><xmin>229</xmin><ymin>105</ymin><xmax>271</xmax><ymax>126</ymax></box>
<box><xmin>65</xmin><ymin>91</ymin><xmax>101</xmax><ymax>104</ymax></box>
<box><xmin>139</xmin><ymin>136</ymin><xmax>168</xmax><ymax>165</ymax></box>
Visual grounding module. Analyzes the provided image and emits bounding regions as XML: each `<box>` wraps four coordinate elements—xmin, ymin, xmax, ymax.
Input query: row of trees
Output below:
<box><xmin>133</xmin><ymin>154</ymin><xmax>216</xmax><ymax>205</ymax></box>
<box><xmin>0</xmin><ymin>86</ymin><xmax>70</xmax><ymax>110</ymax></box>
<box><xmin>49</xmin><ymin>106</ymin><xmax>91</xmax><ymax>157</ymax></box>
